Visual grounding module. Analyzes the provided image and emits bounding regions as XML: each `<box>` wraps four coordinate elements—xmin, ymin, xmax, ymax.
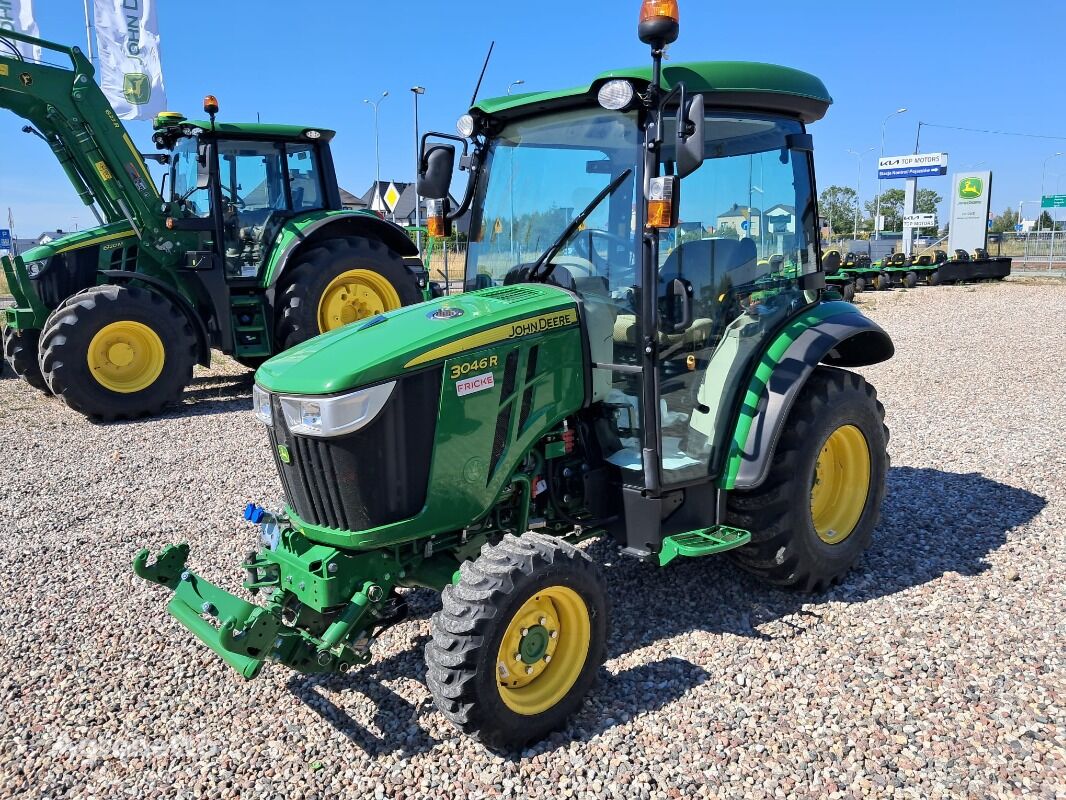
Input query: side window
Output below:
<box><xmin>286</xmin><ymin>144</ymin><xmax>323</xmax><ymax>211</ymax></box>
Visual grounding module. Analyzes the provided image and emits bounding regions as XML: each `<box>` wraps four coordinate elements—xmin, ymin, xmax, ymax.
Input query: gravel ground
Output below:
<box><xmin>0</xmin><ymin>280</ymin><xmax>1063</xmax><ymax>799</ymax></box>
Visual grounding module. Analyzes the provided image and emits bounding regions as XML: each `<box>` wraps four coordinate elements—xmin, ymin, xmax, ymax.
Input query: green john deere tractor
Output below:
<box><xmin>0</xmin><ymin>31</ymin><xmax>428</xmax><ymax>420</ymax></box>
<box><xmin>136</xmin><ymin>3</ymin><xmax>894</xmax><ymax>749</ymax></box>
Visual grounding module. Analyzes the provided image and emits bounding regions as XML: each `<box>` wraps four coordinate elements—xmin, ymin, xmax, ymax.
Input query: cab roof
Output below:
<box><xmin>472</xmin><ymin>61</ymin><xmax>832</xmax><ymax>125</ymax></box>
<box><xmin>154</xmin><ymin>116</ymin><xmax>336</xmax><ymax>142</ymax></box>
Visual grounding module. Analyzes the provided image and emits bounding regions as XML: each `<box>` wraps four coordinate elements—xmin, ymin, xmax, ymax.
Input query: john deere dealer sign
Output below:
<box><xmin>948</xmin><ymin>172</ymin><xmax>992</xmax><ymax>254</ymax></box>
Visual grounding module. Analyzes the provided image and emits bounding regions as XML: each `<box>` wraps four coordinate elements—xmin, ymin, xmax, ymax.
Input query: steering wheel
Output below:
<box><xmin>571</xmin><ymin>228</ymin><xmax>636</xmax><ymax>280</ymax></box>
<box><xmin>219</xmin><ymin>186</ymin><xmax>246</xmax><ymax>209</ymax></box>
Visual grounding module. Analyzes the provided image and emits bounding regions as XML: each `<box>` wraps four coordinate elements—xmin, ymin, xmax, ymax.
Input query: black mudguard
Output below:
<box><xmin>732</xmin><ymin>310</ymin><xmax>893</xmax><ymax>490</ymax></box>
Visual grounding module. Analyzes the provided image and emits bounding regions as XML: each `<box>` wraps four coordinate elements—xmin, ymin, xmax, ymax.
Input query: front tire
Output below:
<box><xmin>904</xmin><ymin>271</ymin><xmax>918</xmax><ymax>288</ymax></box>
<box><xmin>425</xmin><ymin>533</ymin><xmax>609</xmax><ymax>750</ymax></box>
<box><xmin>38</xmin><ymin>285</ymin><xmax>197</xmax><ymax>421</ymax></box>
<box><xmin>3</xmin><ymin>326</ymin><xmax>49</xmax><ymax>394</ymax></box>
<box><xmin>726</xmin><ymin>367</ymin><xmax>889</xmax><ymax>592</ymax></box>
<box><xmin>275</xmin><ymin>237</ymin><xmax>422</xmax><ymax>350</ymax></box>
<box><xmin>853</xmin><ymin>277</ymin><xmax>866</xmax><ymax>293</ymax></box>
<box><xmin>841</xmin><ymin>282</ymin><xmax>856</xmax><ymax>303</ymax></box>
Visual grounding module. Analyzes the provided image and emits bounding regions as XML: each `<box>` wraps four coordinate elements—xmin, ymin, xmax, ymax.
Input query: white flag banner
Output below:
<box><xmin>0</xmin><ymin>0</ymin><xmax>42</xmax><ymax>61</ymax></box>
<box><xmin>93</xmin><ymin>0</ymin><xmax>166</xmax><ymax>120</ymax></box>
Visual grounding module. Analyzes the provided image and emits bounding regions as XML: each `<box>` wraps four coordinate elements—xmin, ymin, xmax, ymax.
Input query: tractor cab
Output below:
<box><xmin>153</xmin><ymin>106</ymin><xmax>343</xmax><ymax>280</ymax></box>
<box><xmin>420</xmin><ymin>32</ymin><xmax>836</xmax><ymax>553</ymax></box>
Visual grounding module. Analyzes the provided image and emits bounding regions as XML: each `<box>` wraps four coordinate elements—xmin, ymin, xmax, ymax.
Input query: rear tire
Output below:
<box><xmin>929</xmin><ymin>270</ymin><xmax>941</xmax><ymax>286</ymax></box>
<box><xmin>38</xmin><ymin>285</ymin><xmax>197</xmax><ymax>421</ymax></box>
<box><xmin>2</xmin><ymin>326</ymin><xmax>49</xmax><ymax>394</ymax></box>
<box><xmin>425</xmin><ymin>532</ymin><xmax>609</xmax><ymax>750</ymax></box>
<box><xmin>904</xmin><ymin>271</ymin><xmax>918</xmax><ymax>288</ymax></box>
<box><xmin>725</xmin><ymin>367</ymin><xmax>889</xmax><ymax>592</ymax></box>
<box><xmin>841</xmin><ymin>282</ymin><xmax>856</xmax><ymax>303</ymax></box>
<box><xmin>853</xmin><ymin>277</ymin><xmax>866</xmax><ymax>293</ymax></box>
<box><xmin>875</xmin><ymin>272</ymin><xmax>891</xmax><ymax>290</ymax></box>
<box><xmin>275</xmin><ymin>237</ymin><xmax>421</xmax><ymax>351</ymax></box>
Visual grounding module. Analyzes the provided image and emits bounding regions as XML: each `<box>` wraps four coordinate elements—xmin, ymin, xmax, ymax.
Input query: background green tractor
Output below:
<box><xmin>0</xmin><ymin>31</ymin><xmax>428</xmax><ymax>420</ymax></box>
<box><xmin>136</xmin><ymin>2</ymin><xmax>893</xmax><ymax>749</ymax></box>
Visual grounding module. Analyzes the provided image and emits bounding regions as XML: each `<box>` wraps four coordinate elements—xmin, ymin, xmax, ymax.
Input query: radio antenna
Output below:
<box><xmin>469</xmin><ymin>41</ymin><xmax>495</xmax><ymax>107</ymax></box>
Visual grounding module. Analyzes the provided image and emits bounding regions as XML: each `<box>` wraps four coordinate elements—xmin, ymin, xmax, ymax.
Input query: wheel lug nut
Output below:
<box><xmin>544</xmin><ymin>655</ymin><xmax>552</xmax><ymax>663</ymax></box>
<box><xmin>514</xmin><ymin>653</ymin><xmax>523</xmax><ymax>663</ymax></box>
<box><xmin>550</xmin><ymin>630</ymin><xmax>558</xmax><ymax>639</ymax></box>
<box><xmin>539</xmin><ymin>617</ymin><xmax>547</xmax><ymax>625</ymax></box>
<box><xmin>525</xmin><ymin>666</ymin><xmax>534</xmax><ymax>675</ymax></box>
<box><xmin>521</xmin><ymin>628</ymin><xmax>528</xmax><ymax>636</ymax></box>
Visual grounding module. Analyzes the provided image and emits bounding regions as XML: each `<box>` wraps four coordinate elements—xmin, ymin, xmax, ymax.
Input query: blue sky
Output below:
<box><xmin>1</xmin><ymin>0</ymin><xmax>1063</xmax><ymax>236</ymax></box>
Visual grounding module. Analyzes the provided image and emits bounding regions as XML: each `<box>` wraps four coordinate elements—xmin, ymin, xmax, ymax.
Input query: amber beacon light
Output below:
<box><xmin>638</xmin><ymin>0</ymin><xmax>680</xmax><ymax>47</ymax></box>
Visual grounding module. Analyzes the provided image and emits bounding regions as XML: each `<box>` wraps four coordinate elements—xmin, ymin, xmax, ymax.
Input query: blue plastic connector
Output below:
<box><xmin>243</xmin><ymin>503</ymin><xmax>266</xmax><ymax>524</ymax></box>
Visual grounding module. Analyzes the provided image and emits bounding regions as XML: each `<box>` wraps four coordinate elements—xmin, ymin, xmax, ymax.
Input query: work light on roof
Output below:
<box><xmin>597</xmin><ymin>80</ymin><xmax>636</xmax><ymax>111</ymax></box>
<box><xmin>456</xmin><ymin>114</ymin><xmax>475</xmax><ymax>139</ymax></box>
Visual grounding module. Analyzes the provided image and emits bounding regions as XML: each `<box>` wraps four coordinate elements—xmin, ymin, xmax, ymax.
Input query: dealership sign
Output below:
<box><xmin>878</xmin><ymin>153</ymin><xmax>949</xmax><ymax>179</ymax></box>
<box><xmin>903</xmin><ymin>213</ymin><xmax>937</xmax><ymax>229</ymax></box>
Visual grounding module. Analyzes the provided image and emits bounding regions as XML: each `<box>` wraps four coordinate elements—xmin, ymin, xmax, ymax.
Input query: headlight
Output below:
<box><xmin>252</xmin><ymin>384</ymin><xmax>273</xmax><ymax>426</ymax></box>
<box><xmin>597</xmin><ymin>80</ymin><xmax>635</xmax><ymax>111</ymax></box>
<box><xmin>24</xmin><ymin>260</ymin><xmax>47</xmax><ymax>278</ymax></box>
<box><xmin>456</xmin><ymin>114</ymin><xmax>475</xmax><ymax>138</ymax></box>
<box><xmin>279</xmin><ymin>381</ymin><xmax>396</xmax><ymax>438</ymax></box>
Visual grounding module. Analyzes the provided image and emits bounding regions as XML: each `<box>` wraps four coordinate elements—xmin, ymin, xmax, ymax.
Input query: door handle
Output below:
<box><xmin>667</xmin><ymin>277</ymin><xmax>693</xmax><ymax>333</ymax></box>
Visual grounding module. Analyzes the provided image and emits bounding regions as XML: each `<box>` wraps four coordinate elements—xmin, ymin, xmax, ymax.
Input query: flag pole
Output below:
<box><xmin>82</xmin><ymin>0</ymin><xmax>97</xmax><ymax>72</ymax></box>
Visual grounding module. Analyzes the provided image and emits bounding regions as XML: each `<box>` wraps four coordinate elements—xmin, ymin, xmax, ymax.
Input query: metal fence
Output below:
<box><xmin>994</xmin><ymin>231</ymin><xmax>1065</xmax><ymax>270</ymax></box>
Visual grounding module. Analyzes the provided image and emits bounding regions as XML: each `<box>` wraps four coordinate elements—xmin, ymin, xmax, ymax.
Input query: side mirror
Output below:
<box><xmin>418</xmin><ymin>143</ymin><xmax>456</xmax><ymax>200</ymax></box>
<box><xmin>196</xmin><ymin>146</ymin><xmax>211</xmax><ymax>190</ymax></box>
<box><xmin>675</xmin><ymin>93</ymin><xmax>705</xmax><ymax>180</ymax></box>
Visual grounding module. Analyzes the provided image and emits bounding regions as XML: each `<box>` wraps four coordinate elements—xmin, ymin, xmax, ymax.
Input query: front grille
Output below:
<box><xmin>269</xmin><ymin>369</ymin><xmax>442</xmax><ymax>531</ymax></box>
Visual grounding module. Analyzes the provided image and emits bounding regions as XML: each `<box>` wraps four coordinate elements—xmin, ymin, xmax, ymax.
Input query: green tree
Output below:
<box><xmin>915</xmin><ymin>188</ymin><xmax>942</xmax><ymax>215</ymax></box>
<box><xmin>990</xmin><ymin>207</ymin><xmax>1020</xmax><ymax>234</ymax></box>
<box><xmin>819</xmin><ymin>186</ymin><xmax>861</xmax><ymax>236</ymax></box>
<box><xmin>716</xmin><ymin>222</ymin><xmax>740</xmax><ymax>240</ymax></box>
<box><xmin>1035</xmin><ymin>210</ymin><xmax>1062</xmax><ymax>231</ymax></box>
<box><xmin>866</xmin><ymin>189</ymin><xmax>906</xmax><ymax>232</ymax></box>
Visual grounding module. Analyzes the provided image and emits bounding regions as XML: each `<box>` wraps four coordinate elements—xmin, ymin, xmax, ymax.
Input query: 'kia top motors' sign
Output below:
<box><xmin>878</xmin><ymin>153</ymin><xmax>949</xmax><ymax>180</ymax></box>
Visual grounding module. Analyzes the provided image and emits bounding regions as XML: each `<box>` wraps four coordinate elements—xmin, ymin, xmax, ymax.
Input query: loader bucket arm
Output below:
<box><xmin>0</xmin><ymin>30</ymin><xmax>161</xmax><ymax>236</ymax></box>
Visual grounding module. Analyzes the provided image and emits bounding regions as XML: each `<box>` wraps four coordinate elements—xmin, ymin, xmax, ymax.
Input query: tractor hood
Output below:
<box><xmin>21</xmin><ymin>222</ymin><xmax>136</xmax><ymax>266</ymax></box>
<box><xmin>255</xmin><ymin>283</ymin><xmax>579</xmax><ymax>396</ymax></box>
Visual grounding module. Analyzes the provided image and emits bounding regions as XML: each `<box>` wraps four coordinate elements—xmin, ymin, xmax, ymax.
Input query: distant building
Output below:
<box><xmin>716</xmin><ymin>203</ymin><xmax>762</xmax><ymax>238</ymax></box>
<box><xmin>352</xmin><ymin>181</ymin><xmax>468</xmax><ymax>232</ymax></box>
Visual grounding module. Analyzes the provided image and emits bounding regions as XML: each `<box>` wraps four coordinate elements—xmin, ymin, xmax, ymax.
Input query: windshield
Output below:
<box><xmin>465</xmin><ymin>108</ymin><xmax>642</xmax><ymax>296</ymax></box>
<box><xmin>170</xmin><ymin>136</ymin><xmax>210</xmax><ymax>218</ymax></box>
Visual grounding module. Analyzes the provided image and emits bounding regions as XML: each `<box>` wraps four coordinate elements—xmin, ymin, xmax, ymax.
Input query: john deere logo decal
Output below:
<box><xmin>429</xmin><ymin>307</ymin><xmax>464</xmax><ymax>320</ymax></box>
<box><xmin>123</xmin><ymin>73</ymin><xmax>151</xmax><ymax>105</ymax></box>
<box><xmin>277</xmin><ymin>444</ymin><xmax>291</xmax><ymax>464</ymax></box>
<box><xmin>959</xmin><ymin>178</ymin><xmax>984</xmax><ymax>200</ymax></box>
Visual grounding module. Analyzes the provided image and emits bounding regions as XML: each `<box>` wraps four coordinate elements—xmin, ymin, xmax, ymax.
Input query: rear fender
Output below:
<box><xmin>725</xmin><ymin>306</ymin><xmax>893</xmax><ymax>491</ymax></box>
<box><xmin>263</xmin><ymin>212</ymin><xmax>420</xmax><ymax>290</ymax></box>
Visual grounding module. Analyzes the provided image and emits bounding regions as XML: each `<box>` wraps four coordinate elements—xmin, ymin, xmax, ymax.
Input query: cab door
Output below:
<box><xmin>647</xmin><ymin>115</ymin><xmax>820</xmax><ymax>492</ymax></box>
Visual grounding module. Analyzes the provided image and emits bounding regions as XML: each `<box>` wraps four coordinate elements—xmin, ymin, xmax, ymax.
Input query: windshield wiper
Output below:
<box><xmin>528</xmin><ymin>168</ymin><xmax>633</xmax><ymax>283</ymax></box>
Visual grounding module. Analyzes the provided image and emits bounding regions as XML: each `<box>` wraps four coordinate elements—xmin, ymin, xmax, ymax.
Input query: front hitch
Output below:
<box><xmin>133</xmin><ymin>513</ymin><xmax>405</xmax><ymax>680</ymax></box>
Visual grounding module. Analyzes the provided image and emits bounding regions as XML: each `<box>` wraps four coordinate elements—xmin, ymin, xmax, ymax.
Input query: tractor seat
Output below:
<box><xmin>953</xmin><ymin>249</ymin><xmax>971</xmax><ymax>262</ymax></box>
<box><xmin>914</xmin><ymin>254</ymin><xmax>933</xmax><ymax>266</ymax></box>
<box><xmin>973</xmin><ymin>248</ymin><xmax>989</xmax><ymax>260</ymax></box>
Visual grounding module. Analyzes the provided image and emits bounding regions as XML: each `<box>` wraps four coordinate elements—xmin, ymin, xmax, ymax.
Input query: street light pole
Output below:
<box><xmin>1040</xmin><ymin>152</ymin><xmax>1063</xmax><ymax>231</ymax></box>
<box><xmin>364</xmin><ymin>90</ymin><xmax>389</xmax><ymax>215</ymax></box>
<box><xmin>411</xmin><ymin>86</ymin><xmax>425</xmax><ymax>254</ymax></box>
<box><xmin>507</xmin><ymin>79</ymin><xmax>525</xmax><ymax>95</ymax></box>
<box><xmin>847</xmin><ymin>147</ymin><xmax>875</xmax><ymax>243</ymax></box>
<box><xmin>874</xmin><ymin>107</ymin><xmax>907</xmax><ymax>241</ymax></box>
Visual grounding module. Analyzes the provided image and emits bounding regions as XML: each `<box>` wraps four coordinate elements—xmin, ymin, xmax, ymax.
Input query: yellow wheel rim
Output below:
<box><xmin>495</xmin><ymin>586</ymin><xmax>591</xmax><ymax>716</ymax></box>
<box><xmin>316</xmin><ymin>269</ymin><xmax>402</xmax><ymax>333</ymax></box>
<box><xmin>810</xmin><ymin>424</ymin><xmax>871</xmax><ymax>545</ymax></box>
<box><xmin>86</xmin><ymin>321</ymin><xmax>165</xmax><ymax>394</ymax></box>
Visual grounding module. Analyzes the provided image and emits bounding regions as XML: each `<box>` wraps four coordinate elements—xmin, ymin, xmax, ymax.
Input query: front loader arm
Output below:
<box><xmin>0</xmin><ymin>30</ymin><xmax>163</xmax><ymax>239</ymax></box>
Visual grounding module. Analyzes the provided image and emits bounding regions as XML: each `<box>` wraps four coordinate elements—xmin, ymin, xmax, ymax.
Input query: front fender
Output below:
<box><xmin>726</xmin><ymin>304</ymin><xmax>893</xmax><ymax>491</ymax></box>
<box><xmin>263</xmin><ymin>211</ymin><xmax>419</xmax><ymax>289</ymax></box>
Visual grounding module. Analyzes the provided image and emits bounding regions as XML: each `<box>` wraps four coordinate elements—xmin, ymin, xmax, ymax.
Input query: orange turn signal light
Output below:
<box><xmin>427</xmin><ymin>216</ymin><xmax>447</xmax><ymax>238</ymax></box>
<box><xmin>646</xmin><ymin>176</ymin><xmax>679</xmax><ymax>229</ymax></box>
<box><xmin>639</xmin><ymin>0</ymin><xmax>679</xmax><ymax>24</ymax></box>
